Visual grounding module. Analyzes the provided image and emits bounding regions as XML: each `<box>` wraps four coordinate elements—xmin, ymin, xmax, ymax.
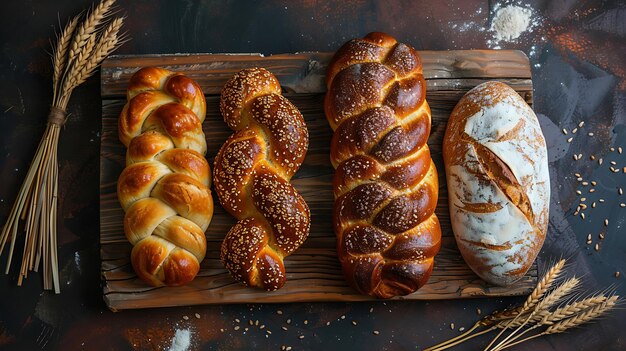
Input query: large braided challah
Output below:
<box><xmin>117</xmin><ymin>67</ymin><xmax>213</xmax><ymax>287</ymax></box>
<box><xmin>214</xmin><ymin>68</ymin><xmax>310</xmax><ymax>291</ymax></box>
<box><xmin>324</xmin><ymin>32</ymin><xmax>442</xmax><ymax>298</ymax></box>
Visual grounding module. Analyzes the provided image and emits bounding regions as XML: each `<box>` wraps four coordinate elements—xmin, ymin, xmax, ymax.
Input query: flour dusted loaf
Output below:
<box><xmin>443</xmin><ymin>81</ymin><xmax>550</xmax><ymax>286</ymax></box>
<box><xmin>325</xmin><ymin>32</ymin><xmax>442</xmax><ymax>298</ymax></box>
<box><xmin>117</xmin><ymin>67</ymin><xmax>213</xmax><ymax>287</ymax></box>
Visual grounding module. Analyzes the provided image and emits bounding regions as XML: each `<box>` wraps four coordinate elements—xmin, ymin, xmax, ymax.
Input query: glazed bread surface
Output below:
<box><xmin>214</xmin><ymin>68</ymin><xmax>310</xmax><ymax>291</ymax></box>
<box><xmin>117</xmin><ymin>67</ymin><xmax>213</xmax><ymax>287</ymax></box>
<box><xmin>443</xmin><ymin>81</ymin><xmax>550</xmax><ymax>286</ymax></box>
<box><xmin>325</xmin><ymin>32</ymin><xmax>442</xmax><ymax>299</ymax></box>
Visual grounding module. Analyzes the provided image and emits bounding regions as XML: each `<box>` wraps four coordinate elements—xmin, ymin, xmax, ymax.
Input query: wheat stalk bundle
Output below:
<box><xmin>0</xmin><ymin>0</ymin><xmax>127</xmax><ymax>293</ymax></box>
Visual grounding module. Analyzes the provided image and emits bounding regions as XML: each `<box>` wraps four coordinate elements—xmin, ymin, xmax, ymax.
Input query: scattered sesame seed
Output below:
<box><xmin>589</xmin><ymin>188</ymin><xmax>595</xmax><ymax>193</ymax></box>
<box><xmin>277</xmin><ymin>310</ymin><xmax>283</xmax><ymax>315</ymax></box>
<box><xmin>249</xmin><ymin>320</ymin><xmax>254</xmax><ymax>326</ymax></box>
<box><xmin>581</xmin><ymin>197</ymin><xmax>587</xmax><ymax>202</ymax></box>
<box><xmin>373</xmin><ymin>330</ymin><xmax>380</xmax><ymax>335</ymax></box>
<box><xmin>582</xmin><ymin>181</ymin><xmax>589</xmax><ymax>186</ymax></box>
<box><xmin>588</xmin><ymin>132</ymin><xmax>594</xmax><ymax>136</ymax></box>
<box><xmin>573</xmin><ymin>155</ymin><xmax>578</xmax><ymax>161</ymax></box>
<box><xmin>595</xmin><ymin>243</ymin><xmax>600</xmax><ymax>251</ymax></box>
<box><xmin>621</xmin><ymin>203</ymin><xmax>625</xmax><ymax>208</ymax></box>
<box><xmin>576</xmin><ymin>190</ymin><xmax>582</xmax><ymax>195</ymax></box>
<box><xmin>578</xmin><ymin>121</ymin><xmax>585</xmax><ymax>128</ymax></box>
<box><xmin>450</xmin><ymin>323</ymin><xmax>455</xmax><ymax>330</ymax></box>
<box><xmin>587</xmin><ymin>234</ymin><xmax>592</xmax><ymax>241</ymax></box>
<box><xmin>304</xmin><ymin>320</ymin><xmax>308</xmax><ymax>325</ymax></box>
<box><xmin>369</xmin><ymin>307</ymin><xmax>374</xmax><ymax>313</ymax></box>
<box><xmin>567</xmin><ymin>137</ymin><xmax>573</xmax><ymax>143</ymax></box>
<box><xmin>299</xmin><ymin>335</ymin><xmax>305</xmax><ymax>340</ymax></box>
<box><xmin>286</xmin><ymin>347</ymin><xmax>292</xmax><ymax>351</ymax></box>
<box><xmin>616</xmin><ymin>272</ymin><xmax>621</xmax><ymax>278</ymax></box>
<box><xmin>282</xmin><ymin>326</ymin><xmax>288</xmax><ymax>331</ymax></box>
<box><xmin>341</xmin><ymin>315</ymin><xmax>346</xmax><ymax>320</ymax></box>
<box><xmin>195</xmin><ymin>313</ymin><xmax>201</xmax><ymax>319</ymax></box>
<box><xmin>610</xmin><ymin>147</ymin><xmax>615</xmax><ymax>152</ymax></box>
<box><xmin>572</xmin><ymin>128</ymin><xmax>578</xmax><ymax>134</ymax></box>
<box><xmin>476</xmin><ymin>308</ymin><xmax>482</xmax><ymax>315</ymax></box>
<box><xmin>592</xmin><ymin>202</ymin><xmax>597</xmax><ymax>208</ymax></box>
<box><xmin>235</xmin><ymin>318</ymin><xmax>240</xmax><ymax>323</ymax></box>
<box><xmin>599</xmin><ymin>199</ymin><xmax>605</xmax><ymax>203</ymax></box>
<box><xmin>562</xmin><ymin>128</ymin><xmax>568</xmax><ymax>135</ymax></box>
<box><xmin>599</xmin><ymin>233</ymin><xmax>605</xmax><ymax>240</ymax></box>
<box><xmin>619</xmin><ymin>188</ymin><xmax>623</xmax><ymax>195</ymax></box>
<box><xmin>234</xmin><ymin>326</ymin><xmax>240</xmax><ymax>331</ymax></box>
<box><xmin>459</xmin><ymin>327</ymin><xmax>466</xmax><ymax>332</ymax></box>
<box><xmin>352</xmin><ymin>321</ymin><xmax>357</xmax><ymax>326</ymax></box>
<box><xmin>599</xmin><ymin>158</ymin><xmax>604</xmax><ymax>165</ymax></box>
<box><xmin>590</xmin><ymin>155</ymin><xmax>596</xmax><ymax>160</ymax></box>
<box><xmin>619</xmin><ymin>147</ymin><xmax>623</xmax><ymax>154</ymax></box>
<box><xmin>605</xmin><ymin>219</ymin><xmax>609</xmax><ymax>226</ymax></box>
<box><xmin>267</xmin><ymin>330</ymin><xmax>272</xmax><ymax>335</ymax></box>
<box><xmin>580</xmin><ymin>213</ymin><xmax>585</xmax><ymax>219</ymax></box>
<box><xmin>592</xmin><ymin>181</ymin><xmax>597</xmax><ymax>186</ymax></box>
<box><xmin>326</xmin><ymin>321</ymin><xmax>331</xmax><ymax>326</ymax></box>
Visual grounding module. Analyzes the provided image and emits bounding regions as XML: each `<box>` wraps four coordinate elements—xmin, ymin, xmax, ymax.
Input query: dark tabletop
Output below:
<box><xmin>1</xmin><ymin>1</ymin><xmax>625</xmax><ymax>350</ymax></box>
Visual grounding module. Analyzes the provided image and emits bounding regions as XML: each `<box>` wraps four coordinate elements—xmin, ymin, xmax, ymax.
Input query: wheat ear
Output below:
<box><xmin>52</xmin><ymin>15</ymin><xmax>79</xmax><ymax>101</ymax></box>
<box><xmin>61</xmin><ymin>16</ymin><xmax>126</xmax><ymax>104</ymax></box>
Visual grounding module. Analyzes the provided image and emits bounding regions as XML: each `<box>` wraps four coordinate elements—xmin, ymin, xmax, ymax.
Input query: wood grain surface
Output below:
<box><xmin>100</xmin><ymin>50</ymin><xmax>537</xmax><ymax>311</ymax></box>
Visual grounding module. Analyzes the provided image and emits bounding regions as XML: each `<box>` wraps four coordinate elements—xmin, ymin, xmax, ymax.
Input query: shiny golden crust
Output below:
<box><xmin>117</xmin><ymin>67</ymin><xmax>213</xmax><ymax>287</ymax></box>
<box><xmin>214</xmin><ymin>68</ymin><xmax>310</xmax><ymax>291</ymax></box>
<box><xmin>325</xmin><ymin>32</ymin><xmax>441</xmax><ymax>299</ymax></box>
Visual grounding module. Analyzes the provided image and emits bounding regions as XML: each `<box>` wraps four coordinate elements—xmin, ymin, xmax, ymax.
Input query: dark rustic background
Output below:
<box><xmin>0</xmin><ymin>1</ymin><xmax>624</xmax><ymax>350</ymax></box>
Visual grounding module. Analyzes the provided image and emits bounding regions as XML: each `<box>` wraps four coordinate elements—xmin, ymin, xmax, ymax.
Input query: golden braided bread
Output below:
<box><xmin>325</xmin><ymin>32</ymin><xmax>441</xmax><ymax>298</ymax></box>
<box><xmin>214</xmin><ymin>68</ymin><xmax>310</xmax><ymax>291</ymax></box>
<box><xmin>117</xmin><ymin>67</ymin><xmax>213</xmax><ymax>287</ymax></box>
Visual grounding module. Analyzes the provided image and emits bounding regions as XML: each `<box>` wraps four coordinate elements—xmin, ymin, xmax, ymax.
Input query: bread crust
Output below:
<box><xmin>443</xmin><ymin>81</ymin><xmax>550</xmax><ymax>286</ymax></box>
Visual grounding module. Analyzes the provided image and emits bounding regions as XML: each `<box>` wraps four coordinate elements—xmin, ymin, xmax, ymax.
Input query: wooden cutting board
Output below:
<box><xmin>100</xmin><ymin>50</ymin><xmax>537</xmax><ymax>311</ymax></box>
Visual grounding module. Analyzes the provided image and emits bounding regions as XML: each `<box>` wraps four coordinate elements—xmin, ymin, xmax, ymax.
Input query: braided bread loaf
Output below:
<box><xmin>117</xmin><ymin>67</ymin><xmax>213</xmax><ymax>287</ymax></box>
<box><xmin>214</xmin><ymin>68</ymin><xmax>310</xmax><ymax>291</ymax></box>
<box><xmin>324</xmin><ymin>33</ymin><xmax>442</xmax><ymax>298</ymax></box>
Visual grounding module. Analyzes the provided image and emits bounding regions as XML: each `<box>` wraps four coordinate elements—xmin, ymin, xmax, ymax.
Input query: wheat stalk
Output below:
<box><xmin>489</xmin><ymin>277</ymin><xmax>581</xmax><ymax>350</ymax></box>
<box><xmin>483</xmin><ymin>259</ymin><xmax>566</xmax><ymax>351</ymax></box>
<box><xmin>493</xmin><ymin>295</ymin><xmax>619</xmax><ymax>351</ymax></box>
<box><xmin>0</xmin><ymin>0</ymin><xmax>126</xmax><ymax>294</ymax></box>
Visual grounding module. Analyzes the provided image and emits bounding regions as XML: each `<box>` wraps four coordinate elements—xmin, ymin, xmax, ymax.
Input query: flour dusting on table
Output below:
<box><xmin>168</xmin><ymin>329</ymin><xmax>192</xmax><ymax>351</ymax></box>
<box><xmin>491</xmin><ymin>5</ymin><xmax>536</xmax><ymax>41</ymax></box>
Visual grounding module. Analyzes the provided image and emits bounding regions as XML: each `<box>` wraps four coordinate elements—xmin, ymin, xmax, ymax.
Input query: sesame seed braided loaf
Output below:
<box><xmin>325</xmin><ymin>32</ymin><xmax>442</xmax><ymax>298</ymax></box>
<box><xmin>117</xmin><ymin>67</ymin><xmax>213</xmax><ymax>287</ymax></box>
<box><xmin>214</xmin><ymin>68</ymin><xmax>311</xmax><ymax>291</ymax></box>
